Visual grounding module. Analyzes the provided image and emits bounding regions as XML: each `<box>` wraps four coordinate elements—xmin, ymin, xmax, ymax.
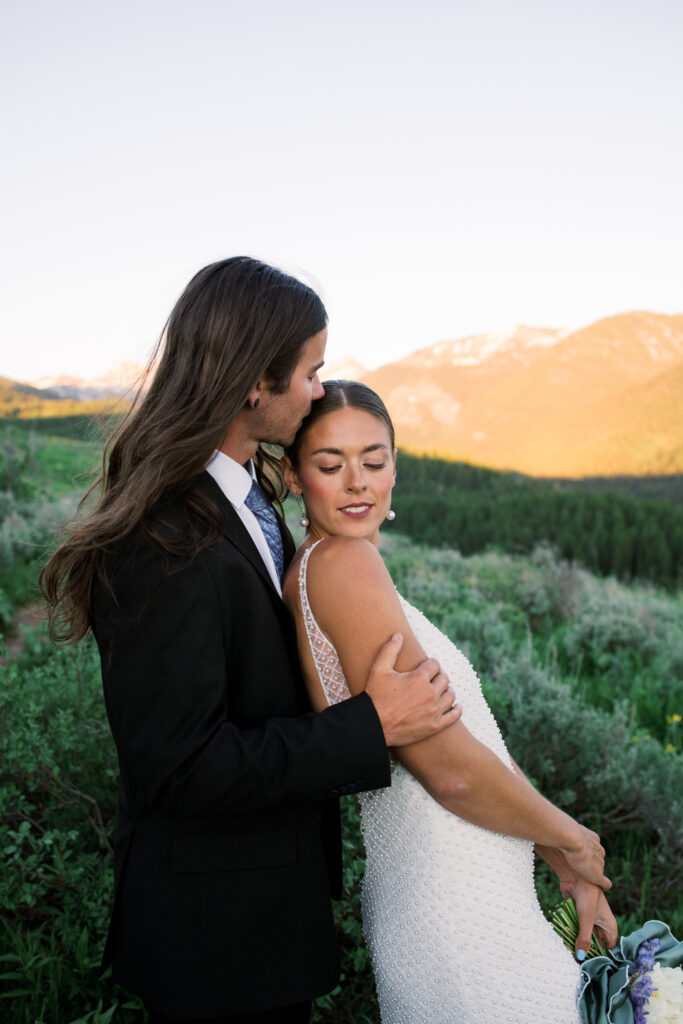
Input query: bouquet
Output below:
<box><xmin>551</xmin><ymin>900</ymin><xmax>683</xmax><ymax>1023</ymax></box>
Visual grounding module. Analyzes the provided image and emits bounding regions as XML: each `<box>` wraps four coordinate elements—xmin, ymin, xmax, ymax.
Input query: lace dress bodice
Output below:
<box><xmin>298</xmin><ymin>541</ymin><xmax>353</xmax><ymax>708</ymax></box>
<box><xmin>298</xmin><ymin>541</ymin><xmax>581</xmax><ymax>1024</ymax></box>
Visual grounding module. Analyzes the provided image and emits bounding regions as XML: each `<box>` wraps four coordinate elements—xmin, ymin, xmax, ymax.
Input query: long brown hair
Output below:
<box><xmin>42</xmin><ymin>257</ymin><xmax>327</xmax><ymax>642</ymax></box>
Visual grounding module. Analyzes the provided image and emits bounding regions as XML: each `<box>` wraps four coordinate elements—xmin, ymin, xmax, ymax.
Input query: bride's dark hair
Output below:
<box><xmin>284</xmin><ymin>379</ymin><xmax>395</xmax><ymax>470</ymax></box>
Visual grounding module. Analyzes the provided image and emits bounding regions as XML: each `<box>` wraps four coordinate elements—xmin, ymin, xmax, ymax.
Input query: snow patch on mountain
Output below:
<box><xmin>405</xmin><ymin>325</ymin><xmax>568</xmax><ymax>370</ymax></box>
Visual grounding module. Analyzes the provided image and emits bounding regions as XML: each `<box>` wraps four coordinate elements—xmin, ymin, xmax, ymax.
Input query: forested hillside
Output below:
<box><xmin>392</xmin><ymin>452</ymin><xmax>683</xmax><ymax>589</ymax></box>
<box><xmin>8</xmin><ymin>416</ymin><xmax>683</xmax><ymax>588</ymax></box>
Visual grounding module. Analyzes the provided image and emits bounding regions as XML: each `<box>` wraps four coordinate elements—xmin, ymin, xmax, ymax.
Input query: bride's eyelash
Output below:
<box><xmin>318</xmin><ymin>462</ymin><xmax>386</xmax><ymax>474</ymax></box>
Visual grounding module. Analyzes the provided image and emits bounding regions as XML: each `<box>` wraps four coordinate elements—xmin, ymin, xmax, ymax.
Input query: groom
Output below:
<box><xmin>90</xmin><ymin>259</ymin><xmax>458</xmax><ymax>1024</ymax></box>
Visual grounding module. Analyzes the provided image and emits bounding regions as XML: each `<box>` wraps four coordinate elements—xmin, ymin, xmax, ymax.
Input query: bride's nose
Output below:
<box><xmin>346</xmin><ymin>465</ymin><xmax>367</xmax><ymax>490</ymax></box>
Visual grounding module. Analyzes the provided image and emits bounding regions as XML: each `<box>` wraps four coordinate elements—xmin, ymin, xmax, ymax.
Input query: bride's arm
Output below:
<box><xmin>308</xmin><ymin>537</ymin><xmax>611</xmax><ymax>891</ymax></box>
<box><xmin>505</xmin><ymin>757</ymin><xmax>619</xmax><ymax>951</ymax></box>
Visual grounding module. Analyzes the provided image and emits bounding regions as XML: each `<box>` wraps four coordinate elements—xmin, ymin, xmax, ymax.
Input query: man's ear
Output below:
<box><xmin>282</xmin><ymin>456</ymin><xmax>301</xmax><ymax>494</ymax></box>
<box><xmin>247</xmin><ymin>381</ymin><xmax>265</xmax><ymax>409</ymax></box>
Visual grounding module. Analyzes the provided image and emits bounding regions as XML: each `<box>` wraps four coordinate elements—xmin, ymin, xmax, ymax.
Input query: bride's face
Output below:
<box><xmin>284</xmin><ymin>406</ymin><xmax>397</xmax><ymax>547</ymax></box>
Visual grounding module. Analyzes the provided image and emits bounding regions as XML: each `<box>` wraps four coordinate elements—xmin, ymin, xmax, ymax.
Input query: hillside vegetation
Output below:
<box><xmin>0</xmin><ymin>378</ymin><xmax>127</xmax><ymax>420</ymax></box>
<box><xmin>0</xmin><ymin>424</ymin><xmax>681</xmax><ymax>1023</ymax></box>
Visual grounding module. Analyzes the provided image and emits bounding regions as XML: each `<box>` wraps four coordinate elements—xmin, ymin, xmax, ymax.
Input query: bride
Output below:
<box><xmin>281</xmin><ymin>380</ymin><xmax>618</xmax><ymax>1024</ymax></box>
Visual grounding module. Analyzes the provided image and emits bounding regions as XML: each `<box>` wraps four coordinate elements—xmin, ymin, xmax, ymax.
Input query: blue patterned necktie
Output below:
<box><xmin>244</xmin><ymin>478</ymin><xmax>284</xmax><ymax>582</ymax></box>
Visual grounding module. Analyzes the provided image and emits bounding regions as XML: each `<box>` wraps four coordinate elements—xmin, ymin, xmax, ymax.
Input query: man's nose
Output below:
<box><xmin>312</xmin><ymin>376</ymin><xmax>325</xmax><ymax>400</ymax></box>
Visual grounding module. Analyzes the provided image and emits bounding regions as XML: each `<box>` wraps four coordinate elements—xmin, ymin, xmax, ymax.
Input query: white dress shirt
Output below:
<box><xmin>205</xmin><ymin>450</ymin><xmax>282</xmax><ymax>596</ymax></box>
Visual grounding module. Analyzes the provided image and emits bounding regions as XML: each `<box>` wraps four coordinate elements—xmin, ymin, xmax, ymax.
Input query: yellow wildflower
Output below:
<box><xmin>667</xmin><ymin>713</ymin><xmax>682</xmax><ymax>724</ymax></box>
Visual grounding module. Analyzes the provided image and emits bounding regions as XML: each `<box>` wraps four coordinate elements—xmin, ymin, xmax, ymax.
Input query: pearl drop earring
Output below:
<box><xmin>386</xmin><ymin>509</ymin><xmax>396</xmax><ymax>521</ymax></box>
<box><xmin>297</xmin><ymin>496</ymin><xmax>309</xmax><ymax>527</ymax></box>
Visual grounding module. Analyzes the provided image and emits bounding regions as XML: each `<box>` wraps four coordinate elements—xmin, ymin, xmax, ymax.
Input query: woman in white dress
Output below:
<box><xmin>281</xmin><ymin>380</ymin><xmax>618</xmax><ymax>1024</ymax></box>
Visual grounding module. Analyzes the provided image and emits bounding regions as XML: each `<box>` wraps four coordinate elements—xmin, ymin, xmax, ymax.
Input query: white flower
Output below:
<box><xmin>646</xmin><ymin>963</ymin><xmax>683</xmax><ymax>1023</ymax></box>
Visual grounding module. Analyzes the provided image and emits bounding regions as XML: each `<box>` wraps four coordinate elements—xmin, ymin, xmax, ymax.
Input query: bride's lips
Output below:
<box><xmin>339</xmin><ymin>502</ymin><xmax>373</xmax><ymax>519</ymax></box>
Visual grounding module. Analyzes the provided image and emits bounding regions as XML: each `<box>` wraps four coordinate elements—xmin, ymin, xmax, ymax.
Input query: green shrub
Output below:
<box><xmin>0</xmin><ymin>635</ymin><xmax>143</xmax><ymax>1023</ymax></box>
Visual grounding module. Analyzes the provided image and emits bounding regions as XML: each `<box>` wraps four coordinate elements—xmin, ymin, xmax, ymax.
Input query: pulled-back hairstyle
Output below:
<box><xmin>42</xmin><ymin>257</ymin><xmax>327</xmax><ymax>642</ymax></box>
<box><xmin>284</xmin><ymin>379</ymin><xmax>395</xmax><ymax>469</ymax></box>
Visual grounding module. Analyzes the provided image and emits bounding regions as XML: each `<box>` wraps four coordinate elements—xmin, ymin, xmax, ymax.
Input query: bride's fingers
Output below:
<box><xmin>569</xmin><ymin>881</ymin><xmax>618</xmax><ymax>959</ymax></box>
<box><xmin>563</xmin><ymin>850</ymin><xmax>612</xmax><ymax>890</ymax></box>
<box><xmin>572</xmin><ymin>882</ymin><xmax>600</xmax><ymax>958</ymax></box>
<box><xmin>594</xmin><ymin>920</ymin><xmax>619</xmax><ymax>950</ymax></box>
<box><xmin>594</xmin><ymin>902</ymin><xmax>619</xmax><ymax>949</ymax></box>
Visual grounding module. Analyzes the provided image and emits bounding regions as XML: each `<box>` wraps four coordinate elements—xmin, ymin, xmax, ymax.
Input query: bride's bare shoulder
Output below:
<box><xmin>308</xmin><ymin>535</ymin><xmax>386</xmax><ymax>577</ymax></box>
<box><xmin>306</xmin><ymin>537</ymin><xmax>396</xmax><ymax>626</ymax></box>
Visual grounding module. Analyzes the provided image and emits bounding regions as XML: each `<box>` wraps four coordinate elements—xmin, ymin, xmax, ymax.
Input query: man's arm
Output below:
<box><xmin>93</xmin><ymin>540</ymin><xmax>392</xmax><ymax>819</ymax></box>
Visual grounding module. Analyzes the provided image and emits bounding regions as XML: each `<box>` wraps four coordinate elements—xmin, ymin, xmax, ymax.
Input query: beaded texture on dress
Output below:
<box><xmin>298</xmin><ymin>541</ymin><xmax>581</xmax><ymax>1024</ymax></box>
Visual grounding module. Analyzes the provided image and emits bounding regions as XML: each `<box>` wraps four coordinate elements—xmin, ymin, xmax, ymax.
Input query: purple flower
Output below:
<box><xmin>631</xmin><ymin>968</ymin><xmax>656</xmax><ymax>1024</ymax></box>
<box><xmin>630</xmin><ymin>939</ymin><xmax>663</xmax><ymax>1024</ymax></box>
<box><xmin>637</xmin><ymin>939</ymin><xmax>661</xmax><ymax>974</ymax></box>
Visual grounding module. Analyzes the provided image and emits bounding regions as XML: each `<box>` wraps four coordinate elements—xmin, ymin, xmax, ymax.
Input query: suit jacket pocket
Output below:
<box><xmin>170</xmin><ymin>828</ymin><xmax>298</xmax><ymax>873</ymax></box>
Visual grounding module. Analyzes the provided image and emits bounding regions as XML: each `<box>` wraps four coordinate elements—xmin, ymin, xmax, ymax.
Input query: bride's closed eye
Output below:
<box><xmin>318</xmin><ymin>462</ymin><xmax>386</xmax><ymax>474</ymax></box>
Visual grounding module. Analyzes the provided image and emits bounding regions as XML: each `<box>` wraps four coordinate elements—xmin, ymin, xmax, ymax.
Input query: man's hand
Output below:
<box><xmin>365</xmin><ymin>633</ymin><xmax>461</xmax><ymax>747</ymax></box>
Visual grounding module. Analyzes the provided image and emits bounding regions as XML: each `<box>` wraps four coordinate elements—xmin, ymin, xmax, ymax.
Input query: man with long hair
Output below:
<box><xmin>41</xmin><ymin>258</ymin><xmax>458</xmax><ymax>1024</ymax></box>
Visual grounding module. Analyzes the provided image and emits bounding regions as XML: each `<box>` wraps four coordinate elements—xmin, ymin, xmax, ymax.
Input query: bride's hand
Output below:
<box><xmin>560</xmin><ymin>877</ymin><xmax>619</xmax><ymax>958</ymax></box>
<box><xmin>559</xmin><ymin>823</ymin><xmax>612</xmax><ymax>891</ymax></box>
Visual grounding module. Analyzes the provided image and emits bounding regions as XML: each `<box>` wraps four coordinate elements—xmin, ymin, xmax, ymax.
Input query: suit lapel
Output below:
<box><xmin>194</xmin><ymin>472</ymin><xmax>280</xmax><ymax>591</ymax></box>
<box><xmin>194</xmin><ymin>470</ymin><xmax>307</xmax><ymax>648</ymax></box>
<box><xmin>193</xmin><ymin>472</ymin><xmax>311</xmax><ymax>707</ymax></box>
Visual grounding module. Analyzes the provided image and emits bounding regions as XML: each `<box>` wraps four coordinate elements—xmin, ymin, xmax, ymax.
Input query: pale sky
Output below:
<box><xmin>1</xmin><ymin>0</ymin><xmax>681</xmax><ymax>383</ymax></box>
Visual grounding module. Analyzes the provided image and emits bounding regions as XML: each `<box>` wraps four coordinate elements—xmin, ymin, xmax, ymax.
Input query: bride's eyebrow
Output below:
<box><xmin>310</xmin><ymin>443</ymin><xmax>389</xmax><ymax>456</ymax></box>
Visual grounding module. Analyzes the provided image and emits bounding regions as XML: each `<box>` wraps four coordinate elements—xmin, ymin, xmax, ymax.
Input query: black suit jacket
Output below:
<box><xmin>91</xmin><ymin>472</ymin><xmax>390</xmax><ymax>1017</ymax></box>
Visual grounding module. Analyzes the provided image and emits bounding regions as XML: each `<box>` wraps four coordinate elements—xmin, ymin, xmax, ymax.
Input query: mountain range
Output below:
<box><xmin>30</xmin><ymin>361</ymin><xmax>144</xmax><ymax>400</ymax></box>
<box><xmin>5</xmin><ymin>311</ymin><xmax>683</xmax><ymax>478</ymax></box>
<box><xmin>324</xmin><ymin>311</ymin><xmax>683</xmax><ymax>477</ymax></box>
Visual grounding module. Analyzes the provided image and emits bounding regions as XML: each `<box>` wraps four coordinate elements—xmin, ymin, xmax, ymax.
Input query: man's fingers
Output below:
<box><xmin>372</xmin><ymin>633</ymin><xmax>404</xmax><ymax>671</ymax></box>
<box><xmin>442</xmin><ymin>702</ymin><xmax>463</xmax><ymax>724</ymax></box>
<box><xmin>428</xmin><ymin>663</ymin><xmax>448</xmax><ymax>696</ymax></box>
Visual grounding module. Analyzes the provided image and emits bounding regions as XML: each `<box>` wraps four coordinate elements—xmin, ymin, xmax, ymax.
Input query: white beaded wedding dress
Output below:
<box><xmin>298</xmin><ymin>542</ymin><xmax>582</xmax><ymax>1024</ymax></box>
